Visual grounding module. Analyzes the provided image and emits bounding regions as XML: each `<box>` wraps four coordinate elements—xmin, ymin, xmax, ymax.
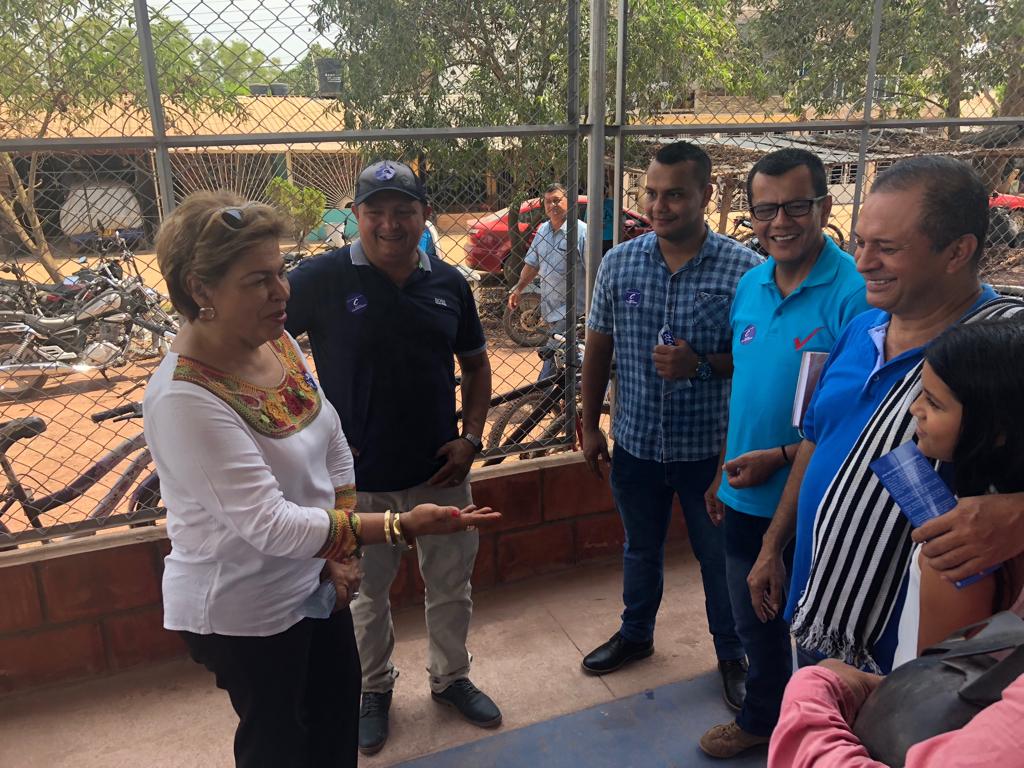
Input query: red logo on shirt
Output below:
<box><xmin>794</xmin><ymin>327</ymin><xmax>824</xmax><ymax>350</ymax></box>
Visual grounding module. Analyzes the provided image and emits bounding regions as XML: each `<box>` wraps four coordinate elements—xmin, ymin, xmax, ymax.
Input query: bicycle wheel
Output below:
<box><xmin>503</xmin><ymin>294</ymin><xmax>548</xmax><ymax>347</ymax></box>
<box><xmin>486</xmin><ymin>390</ymin><xmax>568</xmax><ymax>459</ymax></box>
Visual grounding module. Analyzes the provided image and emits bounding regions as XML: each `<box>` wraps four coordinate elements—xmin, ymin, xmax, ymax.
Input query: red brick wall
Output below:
<box><xmin>0</xmin><ymin>455</ymin><xmax>688</xmax><ymax>695</ymax></box>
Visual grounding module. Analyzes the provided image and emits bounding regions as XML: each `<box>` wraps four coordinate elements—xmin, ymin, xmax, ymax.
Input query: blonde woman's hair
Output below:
<box><xmin>155</xmin><ymin>190</ymin><xmax>289</xmax><ymax>320</ymax></box>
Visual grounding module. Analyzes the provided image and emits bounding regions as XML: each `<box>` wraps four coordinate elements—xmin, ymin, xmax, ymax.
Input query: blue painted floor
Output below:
<box><xmin>397</xmin><ymin>671</ymin><xmax>768</xmax><ymax>768</ymax></box>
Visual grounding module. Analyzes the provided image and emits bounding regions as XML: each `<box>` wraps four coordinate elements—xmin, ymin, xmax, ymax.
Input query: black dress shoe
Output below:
<box><xmin>581</xmin><ymin>632</ymin><xmax>654</xmax><ymax>675</ymax></box>
<box><xmin>358</xmin><ymin>690</ymin><xmax>393</xmax><ymax>756</ymax></box>
<box><xmin>719</xmin><ymin>658</ymin><xmax>749</xmax><ymax>712</ymax></box>
<box><xmin>432</xmin><ymin>679</ymin><xmax>502</xmax><ymax>727</ymax></box>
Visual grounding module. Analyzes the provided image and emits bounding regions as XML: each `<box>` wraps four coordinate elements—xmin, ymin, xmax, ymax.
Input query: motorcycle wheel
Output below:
<box><xmin>0</xmin><ymin>343</ymin><xmax>48</xmax><ymax>398</ymax></box>
<box><xmin>503</xmin><ymin>294</ymin><xmax>549</xmax><ymax>347</ymax></box>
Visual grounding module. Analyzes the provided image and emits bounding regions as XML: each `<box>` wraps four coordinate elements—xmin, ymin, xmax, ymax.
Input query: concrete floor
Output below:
<box><xmin>0</xmin><ymin>547</ymin><xmax>735</xmax><ymax>768</ymax></box>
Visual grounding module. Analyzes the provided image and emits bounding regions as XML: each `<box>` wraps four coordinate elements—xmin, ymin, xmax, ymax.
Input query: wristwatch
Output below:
<box><xmin>461</xmin><ymin>433</ymin><xmax>484</xmax><ymax>453</ymax></box>
<box><xmin>694</xmin><ymin>356</ymin><xmax>713</xmax><ymax>382</ymax></box>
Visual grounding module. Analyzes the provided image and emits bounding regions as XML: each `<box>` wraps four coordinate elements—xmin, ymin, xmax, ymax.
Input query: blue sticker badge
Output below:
<box><xmin>346</xmin><ymin>293</ymin><xmax>369</xmax><ymax>314</ymax></box>
<box><xmin>740</xmin><ymin>324</ymin><xmax>757</xmax><ymax>345</ymax></box>
<box><xmin>375</xmin><ymin>162</ymin><xmax>396</xmax><ymax>180</ymax></box>
<box><xmin>624</xmin><ymin>289</ymin><xmax>642</xmax><ymax>307</ymax></box>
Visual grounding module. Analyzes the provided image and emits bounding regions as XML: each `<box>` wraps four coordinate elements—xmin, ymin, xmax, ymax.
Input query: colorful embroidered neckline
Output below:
<box><xmin>173</xmin><ymin>337</ymin><xmax>322</xmax><ymax>439</ymax></box>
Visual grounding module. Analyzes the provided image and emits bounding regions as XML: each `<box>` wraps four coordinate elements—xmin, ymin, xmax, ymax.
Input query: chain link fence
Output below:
<box><xmin>1</xmin><ymin>0</ymin><xmax>1022</xmax><ymax>547</ymax></box>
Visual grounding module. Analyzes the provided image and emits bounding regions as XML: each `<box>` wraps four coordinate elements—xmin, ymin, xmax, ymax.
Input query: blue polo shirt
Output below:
<box><xmin>784</xmin><ymin>285</ymin><xmax>999</xmax><ymax>668</ymax></box>
<box><xmin>717</xmin><ymin>237</ymin><xmax>869</xmax><ymax>517</ymax></box>
<box><xmin>285</xmin><ymin>242</ymin><xmax>487</xmax><ymax>492</ymax></box>
<box><xmin>588</xmin><ymin>229</ymin><xmax>762</xmax><ymax>462</ymax></box>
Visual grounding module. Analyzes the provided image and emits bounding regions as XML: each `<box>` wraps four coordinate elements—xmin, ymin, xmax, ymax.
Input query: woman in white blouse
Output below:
<box><xmin>145</xmin><ymin>191</ymin><xmax>498</xmax><ymax>768</ymax></box>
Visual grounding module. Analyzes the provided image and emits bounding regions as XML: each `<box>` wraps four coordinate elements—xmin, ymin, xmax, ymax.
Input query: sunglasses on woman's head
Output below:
<box><xmin>197</xmin><ymin>202</ymin><xmax>263</xmax><ymax>241</ymax></box>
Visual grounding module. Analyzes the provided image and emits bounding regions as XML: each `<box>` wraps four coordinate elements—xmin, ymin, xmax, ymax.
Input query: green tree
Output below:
<box><xmin>195</xmin><ymin>38</ymin><xmax>286</xmax><ymax>94</ymax></box>
<box><xmin>0</xmin><ymin>1</ymin><xmax>238</xmax><ymax>280</ymax></box>
<box><xmin>747</xmin><ymin>0</ymin><xmax>1023</xmax><ymax>140</ymax></box>
<box><xmin>265</xmin><ymin>177</ymin><xmax>326</xmax><ymax>251</ymax></box>
<box><xmin>309</xmin><ymin>0</ymin><xmax>742</xmax><ymax>274</ymax></box>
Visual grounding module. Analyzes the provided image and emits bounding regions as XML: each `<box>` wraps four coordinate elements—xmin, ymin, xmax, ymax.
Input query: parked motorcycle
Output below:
<box><xmin>0</xmin><ymin>281</ymin><xmax>177</xmax><ymax>398</ymax></box>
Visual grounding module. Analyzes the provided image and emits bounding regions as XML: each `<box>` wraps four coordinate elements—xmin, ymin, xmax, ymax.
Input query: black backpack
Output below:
<box><xmin>852</xmin><ymin>611</ymin><xmax>1024</xmax><ymax>767</ymax></box>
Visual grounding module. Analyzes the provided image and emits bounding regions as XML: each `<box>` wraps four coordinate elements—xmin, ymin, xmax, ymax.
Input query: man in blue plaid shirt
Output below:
<box><xmin>579</xmin><ymin>141</ymin><xmax>762</xmax><ymax>711</ymax></box>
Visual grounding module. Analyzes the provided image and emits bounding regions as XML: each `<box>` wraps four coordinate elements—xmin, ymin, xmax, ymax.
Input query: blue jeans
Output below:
<box><xmin>725</xmin><ymin>507</ymin><xmax>795</xmax><ymax>736</ymax></box>
<box><xmin>610</xmin><ymin>446</ymin><xmax>742</xmax><ymax>660</ymax></box>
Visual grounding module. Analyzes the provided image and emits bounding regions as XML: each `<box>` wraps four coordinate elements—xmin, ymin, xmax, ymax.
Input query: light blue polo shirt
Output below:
<box><xmin>717</xmin><ymin>237</ymin><xmax>869</xmax><ymax>517</ymax></box>
<box><xmin>524</xmin><ymin>219</ymin><xmax>587</xmax><ymax>324</ymax></box>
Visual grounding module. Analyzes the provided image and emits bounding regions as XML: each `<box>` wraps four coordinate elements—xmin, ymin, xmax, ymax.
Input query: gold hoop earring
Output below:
<box><xmin>198</xmin><ymin>307</ymin><xmax>217</xmax><ymax>321</ymax></box>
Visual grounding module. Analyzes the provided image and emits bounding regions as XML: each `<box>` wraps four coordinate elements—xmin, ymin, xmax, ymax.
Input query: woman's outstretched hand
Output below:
<box><xmin>402</xmin><ymin>504</ymin><xmax>501</xmax><ymax>540</ymax></box>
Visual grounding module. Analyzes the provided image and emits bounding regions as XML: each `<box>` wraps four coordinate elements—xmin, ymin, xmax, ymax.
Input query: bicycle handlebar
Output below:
<box><xmin>91</xmin><ymin>403</ymin><xmax>142</xmax><ymax>422</ymax></box>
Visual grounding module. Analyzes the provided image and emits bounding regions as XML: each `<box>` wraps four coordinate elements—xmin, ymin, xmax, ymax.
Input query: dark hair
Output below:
<box><xmin>871</xmin><ymin>155</ymin><xmax>989</xmax><ymax>266</ymax></box>
<box><xmin>924</xmin><ymin>318</ymin><xmax>1024</xmax><ymax>498</ymax></box>
<box><xmin>746</xmin><ymin>148</ymin><xmax>827</xmax><ymax>202</ymax></box>
<box><xmin>544</xmin><ymin>183</ymin><xmax>567</xmax><ymax>197</ymax></box>
<box><xmin>653</xmin><ymin>141</ymin><xmax>712</xmax><ymax>186</ymax></box>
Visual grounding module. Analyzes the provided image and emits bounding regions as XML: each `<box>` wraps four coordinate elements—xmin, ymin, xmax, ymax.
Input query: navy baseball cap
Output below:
<box><xmin>354</xmin><ymin>160</ymin><xmax>428</xmax><ymax>205</ymax></box>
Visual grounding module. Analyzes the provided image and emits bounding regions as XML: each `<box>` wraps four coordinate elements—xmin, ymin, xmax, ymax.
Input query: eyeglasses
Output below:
<box><xmin>750</xmin><ymin>196</ymin><xmax>827</xmax><ymax>221</ymax></box>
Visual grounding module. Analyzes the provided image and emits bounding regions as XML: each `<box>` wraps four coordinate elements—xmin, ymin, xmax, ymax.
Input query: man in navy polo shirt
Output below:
<box><xmin>698</xmin><ymin>149</ymin><xmax>869</xmax><ymax>759</ymax></box>
<box><xmin>285</xmin><ymin>160</ymin><xmax>499</xmax><ymax>756</ymax></box>
<box><xmin>580</xmin><ymin>141</ymin><xmax>761</xmax><ymax>708</ymax></box>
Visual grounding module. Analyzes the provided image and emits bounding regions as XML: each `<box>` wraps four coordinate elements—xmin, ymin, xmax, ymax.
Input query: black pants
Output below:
<box><xmin>182</xmin><ymin>609</ymin><xmax>362</xmax><ymax>768</ymax></box>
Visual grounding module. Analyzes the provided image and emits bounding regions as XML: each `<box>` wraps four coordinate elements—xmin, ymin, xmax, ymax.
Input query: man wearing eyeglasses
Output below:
<box><xmin>507</xmin><ymin>183</ymin><xmax>587</xmax><ymax>380</ymax></box>
<box><xmin>699</xmin><ymin>149</ymin><xmax>869</xmax><ymax>759</ymax></box>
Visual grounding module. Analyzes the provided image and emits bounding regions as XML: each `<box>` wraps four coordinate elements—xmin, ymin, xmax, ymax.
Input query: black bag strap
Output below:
<box><xmin>959</xmin><ymin>645</ymin><xmax>1024</xmax><ymax>706</ymax></box>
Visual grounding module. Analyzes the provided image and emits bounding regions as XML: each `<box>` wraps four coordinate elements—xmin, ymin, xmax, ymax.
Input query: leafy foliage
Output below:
<box><xmin>265</xmin><ymin>177</ymin><xmax>327</xmax><ymax>251</ymax></box>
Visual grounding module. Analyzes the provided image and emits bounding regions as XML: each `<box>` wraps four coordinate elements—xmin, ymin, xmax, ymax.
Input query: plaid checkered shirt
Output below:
<box><xmin>588</xmin><ymin>229</ymin><xmax>762</xmax><ymax>462</ymax></box>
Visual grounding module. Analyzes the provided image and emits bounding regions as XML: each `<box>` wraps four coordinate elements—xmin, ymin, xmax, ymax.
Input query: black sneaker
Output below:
<box><xmin>431</xmin><ymin>679</ymin><xmax>502</xmax><ymax>728</ymax></box>
<box><xmin>358</xmin><ymin>690</ymin><xmax>393</xmax><ymax>756</ymax></box>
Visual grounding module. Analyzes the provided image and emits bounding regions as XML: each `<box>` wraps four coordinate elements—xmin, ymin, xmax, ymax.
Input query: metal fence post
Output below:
<box><xmin>134</xmin><ymin>0</ymin><xmax>176</xmax><ymax>217</ymax></box>
<box><xmin>565</xmin><ymin>0</ymin><xmax>583</xmax><ymax>447</ymax></box>
<box><xmin>612</xmin><ymin>0</ymin><xmax>628</xmax><ymax>248</ymax></box>
<box><xmin>586</xmin><ymin>0</ymin><xmax>608</xmax><ymax>313</ymax></box>
<box><xmin>849</xmin><ymin>0</ymin><xmax>885</xmax><ymax>247</ymax></box>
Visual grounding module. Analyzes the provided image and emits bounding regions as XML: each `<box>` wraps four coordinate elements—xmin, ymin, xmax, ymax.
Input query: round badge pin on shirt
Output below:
<box><xmin>375</xmin><ymin>162</ymin><xmax>396</xmax><ymax>181</ymax></box>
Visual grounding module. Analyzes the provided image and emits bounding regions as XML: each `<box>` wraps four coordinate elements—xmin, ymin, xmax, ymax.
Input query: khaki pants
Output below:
<box><xmin>351</xmin><ymin>478</ymin><xmax>478</xmax><ymax>694</ymax></box>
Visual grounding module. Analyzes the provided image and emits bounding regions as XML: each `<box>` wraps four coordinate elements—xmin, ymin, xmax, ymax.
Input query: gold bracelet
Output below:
<box><xmin>394</xmin><ymin>511</ymin><xmax>413</xmax><ymax>550</ymax></box>
<box><xmin>384</xmin><ymin>509</ymin><xmax>393</xmax><ymax>545</ymax></box>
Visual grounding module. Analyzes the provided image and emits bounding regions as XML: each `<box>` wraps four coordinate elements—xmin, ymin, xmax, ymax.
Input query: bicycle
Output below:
<box><xmin>0</xmin><ymin>401</ymin><xmax>161</xmax><ymax>546</ymax></box>
<box><xmin>467</xmin><ymin>318</ymin><xmax>607</xmax><ymax>465</ymax></box>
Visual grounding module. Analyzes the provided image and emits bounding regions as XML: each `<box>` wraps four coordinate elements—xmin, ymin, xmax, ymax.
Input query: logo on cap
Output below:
<box><xmin>375</xmin><ymin>162</ymin><xmax>396</xmax><ymax>181</ymax></box>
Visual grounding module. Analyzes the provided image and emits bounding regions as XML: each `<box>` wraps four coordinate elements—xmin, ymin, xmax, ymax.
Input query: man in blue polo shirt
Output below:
<box><xmin>698</xmin><ymin>149</ymin><xmax>869</xmax><ymax>759</ymax></box>
<box><xmin>285</xmin><ymin>160</ymin><xmax>500</xmax><ymax>756</ymax></box>
<box><xmin>508</xmin><ymin>183</ymin><xmax>587</xmax><ymax>379</ymax></box>
<box><xmin>747</xmin><ymin>156</ymin><xmax>1024</xmax><ymax>680</ymax></box>
<box><xmin>580</xmin><ymin>141</ymin><xmax>761</xmax><ymax>709</ymax></box>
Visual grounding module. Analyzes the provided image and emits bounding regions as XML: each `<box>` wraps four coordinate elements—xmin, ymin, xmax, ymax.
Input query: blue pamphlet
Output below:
<box><xmin>870</xmin><ymin>442</ymin><xmax>997</xmax><ymax>588</ymax></box>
